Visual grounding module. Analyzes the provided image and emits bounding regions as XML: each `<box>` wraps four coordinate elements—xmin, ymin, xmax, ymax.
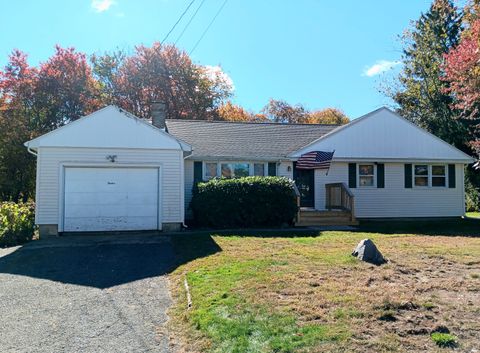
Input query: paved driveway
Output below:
<box><xmin>0</xmin><ymin>235</ymin><xmax>175</xmax><ymax>353</ymax></box>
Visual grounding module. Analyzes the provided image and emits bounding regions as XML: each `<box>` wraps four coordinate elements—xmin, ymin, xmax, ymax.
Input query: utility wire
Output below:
<box><xmin>190</xmin><ymin>0</ymin><xmax>229</xmax><ymax>55</ymax></box>
<box><xmin>175</xmin><ymin>0</ymin><xmax>207</xmax><ymax>45</ymax></box>
<box><xmin>161</xmin><ymin>0</ymin><xmax>196</xmax><ymax>45</ymax></box>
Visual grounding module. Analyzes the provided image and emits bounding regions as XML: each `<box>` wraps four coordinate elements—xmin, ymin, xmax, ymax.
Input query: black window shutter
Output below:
<box><xmin>448</xmin><ymin>164</ymin><xmax>456</xmax><ymax>188</ymax></box>
<box><xmin>404</xmin><ymin>164</ymin><xmax>412</xmax><ymax>188</ymax></box>
<box><xmin>193</xmin><ymin>161</ymin><xmax>203</xmax><ymax>183</ymax></box>
<box><xmin>348</xmin><ymin>163</ymin><xmax>356</xmax><ymax>188</ymax></box>
<box><xmin>268</xmin><ymin>162</ymin><xmax>277</xmax><ymax>176</ymax></box>
<box><xmin>377</xmin><ymin>163</ymin><xmax>385</xmax><ymax>188</ymax></box>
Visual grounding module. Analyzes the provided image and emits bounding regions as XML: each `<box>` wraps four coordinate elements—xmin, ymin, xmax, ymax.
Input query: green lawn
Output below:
<box><xmin>466</xmin><ymin>212</ymin><xmax>480</xmax><ymax>218</ymax></box>
<box><xmin>168</xmin><ymin>219</ymin><xmax>480</xmax><ymax>353</ymax></box>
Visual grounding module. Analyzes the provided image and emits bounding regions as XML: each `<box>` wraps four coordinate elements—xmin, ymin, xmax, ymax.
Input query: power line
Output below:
<box><xmin>161</xmin><ymin>0</ymin><xmax>196</xmax><ymax>45</ymax></box>
<box><xmin>190</xmin><ymin>0</ymin><xmax>229</xmax><ymax>55</ymax></box>
<box><xmin>175</xmin><ymin>0</ymin><xmax>207</xmax><ymax>45</ymax></box>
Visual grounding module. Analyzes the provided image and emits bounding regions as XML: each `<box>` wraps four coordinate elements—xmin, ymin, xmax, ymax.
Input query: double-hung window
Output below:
<box><xmin>221</xmin><ymin>163</ymin><xmax>250</xmax><ymax>178</ymax></box>
<box><xmin>253</xmin><ymin>163</ymin><xmax>265</xmax><ymax>176</ymax></box>
<box><xmin>358</xmin><ymin>164</ymin><xmax>375</xmax><ymax>187</ymax></box>
<box><xmin>414</xmin><ymin>165</ymin><xmax>429</xmax><ymax>187</ymax></box>
<box><xmin>431</xmin><ymin>165</ymin><xmax>446</xmax><ymax>187</ymax></box>
<box><xmin>205</xmin><ymin>162</ymin><xmax>218</xmax><ymax>180</ymax></box>
<box><xmin>413</xmin><ymin>165</ymin><xmax>447</xmax><ymax>187</ymax></box>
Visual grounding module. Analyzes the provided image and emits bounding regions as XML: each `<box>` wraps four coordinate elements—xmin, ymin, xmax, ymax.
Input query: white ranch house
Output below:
<box><xmin>24</xmin><ymin>105</ymin><xmax>474</xmax><ymax>236</ymax></box>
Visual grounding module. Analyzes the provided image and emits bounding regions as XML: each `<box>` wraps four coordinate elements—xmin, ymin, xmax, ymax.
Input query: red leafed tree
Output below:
<box><xmin>0</xmin><ymin>50</ymin><xmax>38</xmax><ymax>200</ymax></box>
<box><xmin>92</xmin><ymin>43</ymin><xmax>233</xmax><ymax>120</ymax></box>
<box><xmin>34</xmin><ymin>46</ymin><xmax>103</xmax><ymax>131</ymax></box>
<box><xmin>444</xmin><ymin>13</ymin><xmax>480</xmax><ymax>161</ymax></box>
<box><xmin>0</xmin><ymin>46</ymin><xmax>104</xmax><ymax>200</ymax></box>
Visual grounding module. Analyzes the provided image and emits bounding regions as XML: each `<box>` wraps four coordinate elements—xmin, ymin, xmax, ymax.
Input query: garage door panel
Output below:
<box><xmin>96</xmin><ymin>192</ymin><xmax>128</xmax><ymax>205</ymax></box>
<box><xmin>127</xmin><ymin>192</ymin><xmax>157</xmax><ymax>205</ymax></box>
<box><xmin>126</xmin><ymin>204</ymin><xmax>157</xmax><ymax>217</ymax></box>
<box><xmin>64</xmin><ymin>167</ymin><xmax>159</xmax><ymax>232</ymax></box>
<box><xmin>65</xmin><ymin>204</ymin><xmax>101</xmax><ymax>218</ymax></box>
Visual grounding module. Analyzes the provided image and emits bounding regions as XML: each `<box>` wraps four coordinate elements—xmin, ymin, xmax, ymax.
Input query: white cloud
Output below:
<box><xmin>91</xmin><ymin>0</ymin><xmax>115</xmax><ymax>13</ymax></box>
<box><xmin>363</xmin><ymin>60</ymin><xmax>401</xmax><ymax>77</ymax></box>
<box><xmin>203</xmin><ymin>65</ymin><xmax>235</xmax><ymax>92</ymax></box>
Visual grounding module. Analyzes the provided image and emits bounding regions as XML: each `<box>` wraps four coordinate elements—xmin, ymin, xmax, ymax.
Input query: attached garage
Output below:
<box><xmin>63</xmin><ymin>167</ymin><xmax>160</xmax><ymax>232</ymax></box>
<box><xmin>24</xmin><ymin>105</ymin><xmax>191</xmax><ymax>236</ymax></box>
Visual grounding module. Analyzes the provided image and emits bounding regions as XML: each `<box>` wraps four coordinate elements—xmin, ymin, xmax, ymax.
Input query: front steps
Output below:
<box><xmin>295</xmin><ymin>209</ymin><xmax>358</xmax><ymax>227</ymax></box>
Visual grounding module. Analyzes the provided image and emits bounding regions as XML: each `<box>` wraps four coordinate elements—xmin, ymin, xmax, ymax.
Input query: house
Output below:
<box><xmin>24</xmin><ymin>104</ymin><xmax>475</xmax><ymax>236</ymax></box>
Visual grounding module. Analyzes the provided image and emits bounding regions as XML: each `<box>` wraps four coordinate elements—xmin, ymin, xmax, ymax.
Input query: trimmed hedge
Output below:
<box><xmin>0</xmin><ymin>202</ymin><xmax>36</xmax><ymax>247</ymax></box>
<box><xmin>191</xmin><ymin>176</ymin><xmax>298</xmax><ymax>228</ymax></box>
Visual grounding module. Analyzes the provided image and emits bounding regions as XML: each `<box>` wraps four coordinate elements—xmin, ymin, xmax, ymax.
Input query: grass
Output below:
<box><xmin>466</xmin><ymin>211</ymin><xmax>480</xmax><ymax>219</ymax></box>
<box><xmin>431</xmin><ymin>332</ymin><xmax>457</xmax><ymax>348</ymax></box>
<box><xmin>168</xmin><ymin>218</ymin><xmax>480</xmax><ymax>352</ymax></box>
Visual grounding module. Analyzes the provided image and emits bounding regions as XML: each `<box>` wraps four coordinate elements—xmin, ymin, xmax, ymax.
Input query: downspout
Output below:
<box><xmin>175</xmin><ymin>137</ymin><xmax>192</xmax><ymax>229</ymax></box>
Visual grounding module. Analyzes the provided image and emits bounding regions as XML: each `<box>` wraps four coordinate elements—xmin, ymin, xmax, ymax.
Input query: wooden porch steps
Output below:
<box><xmin>295</xmin><ymin>209</ymin><xmax>358</xmax><ymax>227</ymax></box>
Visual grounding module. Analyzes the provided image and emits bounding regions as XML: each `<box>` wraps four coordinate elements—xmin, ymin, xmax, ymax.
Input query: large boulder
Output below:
<box><xmin>352</xmin><ymin>239</ymin><xmax>387</xmax><ymax>265</ymax></box>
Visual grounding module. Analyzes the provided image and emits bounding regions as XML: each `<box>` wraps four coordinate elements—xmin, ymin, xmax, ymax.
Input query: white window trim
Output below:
<box><xmin>413</xmin><ymin>164</ymin><xmax>448</xmax><ymax>188</ymax></box>
<box><xmin>203</xmin><ymin>161</ymin><xmax>268</xmax><ymax>180</ymax></box>
<box><xmin>357</xmin><ymin>163</ymin><xmax>376</xmax><ymax>188</ymax></box>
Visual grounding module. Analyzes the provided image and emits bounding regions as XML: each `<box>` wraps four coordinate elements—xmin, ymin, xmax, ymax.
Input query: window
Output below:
<box><xmin>221</xmin><ymin>163</ymin><xmax>249</xmax><ymax>178</ymax></box>
<box><xmin>359</xmin><ymin>164</ymin><xmax>375</xmax><ymax>187</ymax></box>
<box><xmin>205</xmin><ymin>163</ymin><xmax>218</xmax><ymax>180</ymax></box>
<box><xmin>253</xmin><ymin>163</ymin><xmax>265</xmax><ymax>176</ymax></box>
<box><xmin>432</xmin><ymin>165</ymin><xmax>446</xmax><ymax>187</ymax></box>
<box><xmin>413</xmin><ymin>165</ymin><xmax>447</xmax><ymax>187</ymax></box>
<box><xmin>414</xmin><ymin>165</ymin><xmax>429</xmax><ymax>186</ymax></box>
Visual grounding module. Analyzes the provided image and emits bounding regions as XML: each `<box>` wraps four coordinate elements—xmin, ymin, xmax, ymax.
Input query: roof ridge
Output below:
<box><xmin>165</xmin><ymin>118</ymin><xmax>341</xmax><ymax>127</ymax></box>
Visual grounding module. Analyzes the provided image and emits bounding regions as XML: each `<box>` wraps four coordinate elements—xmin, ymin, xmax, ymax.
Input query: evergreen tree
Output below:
<box><xmin>390</xmin><ymin>0</ymin><xmax>466</xmax><ymax>148</ymax></box>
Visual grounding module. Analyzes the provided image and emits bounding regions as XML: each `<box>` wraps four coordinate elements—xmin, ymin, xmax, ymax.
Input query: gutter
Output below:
<box><xmin>27</xmin><ymin>146</ymin><xmax>38</xmax><ymax>157</ymax></box>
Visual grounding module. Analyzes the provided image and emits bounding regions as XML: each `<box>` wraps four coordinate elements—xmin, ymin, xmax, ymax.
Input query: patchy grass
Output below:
<box><xmin>431</xmin><ymin>332</ymin><xmax>457</xmax><ymax>348</ymax></box>
<box><xmin>168</xmin><ymin>219</ymin><xmax>480</xmax><ymax>352</ymax></box>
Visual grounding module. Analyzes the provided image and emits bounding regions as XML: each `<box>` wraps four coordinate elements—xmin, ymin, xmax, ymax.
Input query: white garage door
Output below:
<box><xmin>64</xmin><ymin>167</ymin><xmax>159</xmax><ymax>232</ymax></box>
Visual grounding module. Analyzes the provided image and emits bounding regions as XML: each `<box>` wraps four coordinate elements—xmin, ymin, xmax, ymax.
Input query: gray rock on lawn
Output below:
<box><xmin>352</xmin><ymin>238</ymin><xmax>387</xmax><ymax>265</ymax></box>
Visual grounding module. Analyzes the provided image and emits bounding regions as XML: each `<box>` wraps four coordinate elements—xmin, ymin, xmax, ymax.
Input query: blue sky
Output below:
<box><xmin>0</xmin><ymin>0</ymin><xmax>435</xmax><ymax>118</ymax></box>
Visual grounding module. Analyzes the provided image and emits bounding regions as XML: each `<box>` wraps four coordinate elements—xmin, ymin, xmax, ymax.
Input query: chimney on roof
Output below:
<box><xmin>151</xmin><ymin>101</ymin><xmax>167</xmax><ymax>130</ymax></box>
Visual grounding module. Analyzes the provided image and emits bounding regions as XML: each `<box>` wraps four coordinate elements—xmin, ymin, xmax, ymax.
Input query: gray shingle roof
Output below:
<box><xmin>165</xmin><ymin>119</ymin><xmax>339</xmax><ymax>160</ymax></box>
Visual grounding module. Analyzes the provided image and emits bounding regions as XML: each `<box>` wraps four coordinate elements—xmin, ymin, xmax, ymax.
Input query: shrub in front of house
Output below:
<box><xmin>0</xmin><ymin>202</ymin><xmax>36</xmax><ymax>247</ymax></box>
<box><xmin>191</xmin><ymin>176</ymin><xmax>298</xmax><ymax>228</ymax></box>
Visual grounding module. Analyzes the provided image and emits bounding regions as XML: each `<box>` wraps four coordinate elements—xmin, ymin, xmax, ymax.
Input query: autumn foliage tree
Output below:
<box><xmin>217</xmin><ymin>102</ymin><xmax>267</xmax><ymax>122</ymax></box>
<box><xmin>444</xmin><ymin>5</ymin><xmax>480</xmax><ymax>161</ymax></box>
<box><xmin>261</xmin><ymin>99</ymin><xmax>349</xmax><ymax>124</ymax></box>
<box><xmin>0</xmin><ymin>47</ymin><xmax>104</xmax><ymax>200</ymax></box>
<box><xmin>91</xmin><ymin>43</ymin><xmax>233</xmax><ymax>120</ymax></box>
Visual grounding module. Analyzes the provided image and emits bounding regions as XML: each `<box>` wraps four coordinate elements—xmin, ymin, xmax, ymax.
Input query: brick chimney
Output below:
<box><xmin>151</xmin><ymin>102</ymin><xmax>167</xmax><ymax>130</ymax></box>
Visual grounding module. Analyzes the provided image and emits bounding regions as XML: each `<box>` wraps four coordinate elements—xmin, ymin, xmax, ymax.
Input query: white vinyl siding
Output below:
<box><xmin>36</xmin><ymin>147</ymin><xmax>184</xmax><ymax>226</ymax></box>
<box><xmin>278</xmin><ymin>161</ymin><xmax>293</xmax><ymax>179</ymax></box>
<box><xmin>315</xmin><ymin>162</ymin><xmax>465</xmax><ymax>218</ymax></box>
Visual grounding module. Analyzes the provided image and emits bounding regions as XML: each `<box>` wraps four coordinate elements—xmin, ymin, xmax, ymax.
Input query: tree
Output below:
<box><xmin>443</xmin><ymin>3</ymin><xmax>480</xmax><ymax>162</ymax></box>
<box><xmin>261</xmin><ymin>99</ymin><xmax>308</xmax><ymax>123</ymax></box>
<box><xmin>306</xmin><ymin>108</ymin><xmax>350</xmax><ymax>125</ymax></box>
<box><xmin>0</xmin><ymin>47</ymin><xmax>104</xmax><ymax>200</ymax></box>
<box><xmin>261</xmin><ymin>99</ymin><xmax>349</xmax><ymax>124</ymax></box>
<box><xmin>217</xmin><ymin>102</ymin><xmax>267</xmax><ymax>122</ymax></box>
<box><xmin>92</xmin><ymin>43</ymin><xmax>233</xmax><ymax>121</ymax></box>
<box><xmin>34</xmin><ymin>46</ymin><xmax>104</xmax><ymax>131</ymax></box>
<box><xmin>0</xmin><ymin>50</ymin><xmax>38</xmax><ymax>201</ymax></box>
<box><xmin>388</xmin><ymin>0</ymin><xmax>466</xmax><ymax>148</ymax></box>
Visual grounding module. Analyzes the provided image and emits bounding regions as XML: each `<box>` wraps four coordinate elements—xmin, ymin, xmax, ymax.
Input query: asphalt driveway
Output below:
<box><xmin>0</xmin><ymin>235</ymin><xmax>175</xmax><ymax>353</ymax></box>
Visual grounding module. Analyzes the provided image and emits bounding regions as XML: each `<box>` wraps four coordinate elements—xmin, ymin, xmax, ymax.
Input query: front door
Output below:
<box><xmin>293</xmin><ymin>163</ymin><xmax>315</xmax><ymax>207</ymax></box>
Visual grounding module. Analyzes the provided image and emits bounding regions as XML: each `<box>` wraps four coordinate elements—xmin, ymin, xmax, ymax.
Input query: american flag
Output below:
<box><xmin>296</xmin><ymin>151</ymin><xmax>335</xmax><ymax>170</ymax></box>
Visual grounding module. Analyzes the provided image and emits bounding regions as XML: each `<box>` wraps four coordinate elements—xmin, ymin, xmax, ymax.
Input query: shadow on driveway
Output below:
<box><xmin>0</xmin><ymin>234</ymin><xmax>221</xmax><ymax>289</ymax></box>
